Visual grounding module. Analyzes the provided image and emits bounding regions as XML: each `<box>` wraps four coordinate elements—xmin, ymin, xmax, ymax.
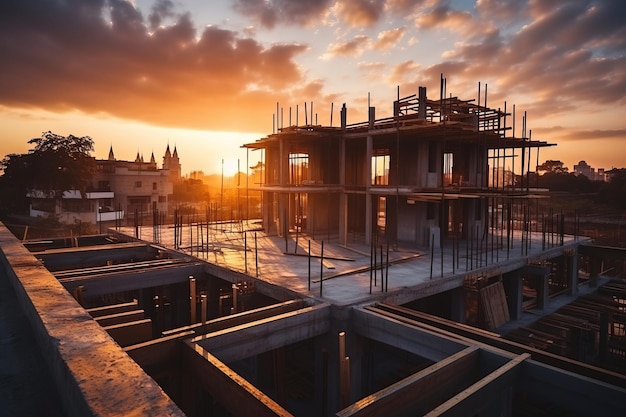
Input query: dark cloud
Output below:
<box><xmin>232</xmin><ymin>0</ymin><xmax>333</xmax><ymax>29</ymax></box>
<box><xmin>148</xmin><ymin>0</ymin><xmax>175</xmax><ymax>31</ymax></box>
<box><xmin>0</xmin><ymin>0</ymin><xmax>309</xmax><ymax>132</ymax></box>
<box><xmin>475</xmin><ymin>0</ymin><xmax>529</xmax><ymax>22</ymax></box>
<box><xmin>413</xmin><ymin>0</ymin><xmax>626</xmax><ymax>119</ymax></box>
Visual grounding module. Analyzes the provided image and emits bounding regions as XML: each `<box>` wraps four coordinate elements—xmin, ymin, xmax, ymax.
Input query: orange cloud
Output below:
<box><xmin>335</xmin><ymin>0</ymin><xmax>386</xmax><ymax>27</ymax></box>
<box><xmin>414</xmin><ymin>4</ymin><xmax>488</xmax><ymax>37</ymax></box>
<box><xmin>387</xmin><ymin>60</ymin><xmax>421</xmax><ymax>85</ymax></box>
<box><xmin>323</xmin><ymin>35</ymin><xmax>371</xmax><ymax>58</ymax></box>
<box><xmin>374</xmin><ymin>27</ymin><xmax>407</xmax><ymax>50</ymax></box>
<box><xmin>0</xmin><ymin>0</ymin><xmax>312</xmax><ymax>133</ymax></box>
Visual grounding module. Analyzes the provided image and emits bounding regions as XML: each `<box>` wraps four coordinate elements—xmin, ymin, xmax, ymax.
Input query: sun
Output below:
<box><xmin>221</xmin><ymin>158</ymin><xmax>241</xmax><ymax>177</ymax></box>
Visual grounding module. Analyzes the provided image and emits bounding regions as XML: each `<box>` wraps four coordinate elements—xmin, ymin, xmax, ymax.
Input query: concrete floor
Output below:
<box><xmin>116</xmin><ymin>222</ymin><xmax>588</xmax><ymax>307</ymax></box>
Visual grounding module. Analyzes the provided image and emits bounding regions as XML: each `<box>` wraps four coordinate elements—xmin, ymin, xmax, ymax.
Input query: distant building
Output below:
<box><xmin>29</xmin><ymin>146</ymin><xmax>180</xmax><ymax>226</ymax></box>
<box><xmin>573</xmin><ymin>160</ymin><xmax>606</xmax><ymax>181</ymax></box>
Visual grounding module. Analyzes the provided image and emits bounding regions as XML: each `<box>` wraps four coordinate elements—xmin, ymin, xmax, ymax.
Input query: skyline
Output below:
<box><xmin>1</xmin><ymin>0</ymin><xmax>625</xmax><ymax>175</ymax></box>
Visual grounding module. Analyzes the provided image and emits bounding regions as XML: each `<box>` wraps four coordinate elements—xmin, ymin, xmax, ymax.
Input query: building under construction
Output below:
<box><xmin>244</xmin><ymin>84</ymin><xmax>552</xmax><ymax>251</ymax></box>
<box><xmin>1</xmin><ymin>83</ymin><xmax>626</xmax><ymax>417</ymax></box>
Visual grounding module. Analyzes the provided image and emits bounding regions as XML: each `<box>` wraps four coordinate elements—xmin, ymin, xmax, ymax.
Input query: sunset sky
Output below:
<box><xmin>1</xmin><ymin>0</ymin><xmax>624</xmax><ymax>176</ymax></box>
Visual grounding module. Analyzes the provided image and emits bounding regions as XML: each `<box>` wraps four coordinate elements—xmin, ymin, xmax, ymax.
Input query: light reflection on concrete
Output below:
<box><xmin>116</xmin><ymin>222</ymin><xmax>586</xmax><ymax>306</ymax></box>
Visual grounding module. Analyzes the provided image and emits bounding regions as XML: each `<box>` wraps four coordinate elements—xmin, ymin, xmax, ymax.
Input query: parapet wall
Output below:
<box><xmin>0</xmin><ymin>222</ymin><xmax>184</xmax><ymax>417</ymax></box>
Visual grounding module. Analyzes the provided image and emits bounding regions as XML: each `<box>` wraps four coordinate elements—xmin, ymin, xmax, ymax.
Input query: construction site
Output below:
<box><xmin>2</xmin><ymin>82</ymin><xmax>626</xmax><ymax>416</ymax></box>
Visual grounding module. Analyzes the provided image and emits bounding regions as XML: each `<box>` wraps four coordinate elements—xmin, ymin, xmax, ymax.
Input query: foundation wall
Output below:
<box><xmin>0</xmin><ymin>222</ymin><xmax>184</xmax><ymax>417</ymax></box>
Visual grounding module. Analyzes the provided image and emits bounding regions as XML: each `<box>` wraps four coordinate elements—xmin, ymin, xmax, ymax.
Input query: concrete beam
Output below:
<box><xmin>87</xmin><ymin>301</ymin><xmax>138</xmax><ymax>317</ymax></box>
<box><xmin>182</xmin><ymin>342</ymin><xmax>295</xmax><ymax>417</ymax></box>
<box><xmin>35</xmin><ymin>242</ymin><xmax>154</xmax><ymax>270</ymax></box>
<box><xmin>95</xmin><ymin>309</ymin><xmax>145</xmax><ymax>327</ymax></box>
<box><xmin>201</xmin><ymin>262</ymin><xmax>299</xmax><ymax>302</ymax></box>
<box><xmin>519</xmin><ymin>360</ymin><xmax>626</xmax><ymax>415</ymax></box>
<box><xmin>370</xmin><ymin>304</ymin><xmax>626</xmax><ymax>387</ymax></box>
<box><xmin>580</xmin><ymin>244</ymin><xmax>626</xmax><ymax>261</ymax></box>
<box><xmin>337</xmin><ymin>346</ymin><xmax>480</xmax><ymax>417</ymax></box>
<box><xmin>353</xmin><ymin>307</ymin><xmax>468</xmax><ymax>362</ymax></box>
<box><xmin>103</xmin><ymin>319</ymin><xmax>152</xmax><ymax>347</ymax></box>
<box><xmin>424</xmin><ymin>353</ymin><xmax>530</xmax><ymax>417</ymax></box>
<box><xmin>58</xmin><ymin>263</ymin><xmax>205</xmax><ymax>296</ymax></box>
<box><xmin>194</xmin><ymin>303</ymin><xmax>331</xmax><ymax>363</ymax></box>
<box><xmin>162</xmin><ymin>299</ymin><xmax>306</xmax><ymax>337</ymax></box>
<box><xmin>125</xmin><ymin>330</ymin><xmax>195</xmax><ymax>371</ymax></box>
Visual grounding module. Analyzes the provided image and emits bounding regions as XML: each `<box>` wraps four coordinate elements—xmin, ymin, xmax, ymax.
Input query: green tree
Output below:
<box><xmin>0</xmin><ymin>131</ymin><xmax>96</xmax><ymax>213</ymax></box>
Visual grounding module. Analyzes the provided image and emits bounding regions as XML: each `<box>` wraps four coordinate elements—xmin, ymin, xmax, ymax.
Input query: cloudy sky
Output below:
<box><xmin>1</xmin><ymin>0</ymin><xmax>624</xmax><ymax>175</ymax></box>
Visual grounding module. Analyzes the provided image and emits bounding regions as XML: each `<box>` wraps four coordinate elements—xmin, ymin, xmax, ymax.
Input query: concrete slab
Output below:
<box><xmin>115</xmin><ymin>223</ymin><xmax>591</xmax><ymax>308</ymax></box>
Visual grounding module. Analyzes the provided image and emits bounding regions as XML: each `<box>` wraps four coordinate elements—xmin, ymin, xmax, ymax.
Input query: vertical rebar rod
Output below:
<box><xmin>385</xmin><ymin>241</ymin><xmax>389</xmax><ymax>293</ymax></box>
<box><xmin>430</xmin><ymin>233</ymin><xmax>435</xmax><ymax>280</ymax></box>
<box><xmin>320</xmin><ymin>240</ymin><xmax>324</xmax><ymax>297</ymax></box>
<box><xmin>254</xmin><ymin>232</ymin><xmax>259</xmax><ymax>278</ymax></box>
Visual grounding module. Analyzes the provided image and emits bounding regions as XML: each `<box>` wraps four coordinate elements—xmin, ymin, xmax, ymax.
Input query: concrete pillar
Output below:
<box><xmin>279</xmin><ymin>137</ymin><xmax>285</xmax><ymax>186</ymax></box>
<box><xmin>339</xmin><ymin>194</ymin><xmax>348</xmax><ymax>246</ymax></box>
<box><xmin>536</xmin><ymin>271</ymin><xmax>550</xmax><ymax>310</ymax></box>
<box><xmin>589</xmin><ymin>256</ymin><xmax>599</xmax><ymax>288</ymax></box>
<box><xmin>450</xmin><ymin>287</ymin><xmax>466</xmax><ymax>324</ymax></box>
<box><xmin>339</xmin><ymin>136</ymin><xmax>348</xmax><ymax>245</ymax></box>
<box><xmin>278</xmin><ymin>193</ymin><xmax>288</xmax><ymax>237</ymax></box>
<box><xmin>503</xmin><ymin>270</ymin><xmax>522</xmax><ymax>321</ymax></box>
<box><xmin>365</xmin><ymin>134</ymin><xmax>373</xmax><ymax>245</ymax></box>
<box><xmin>566</xmin><ymin>248</ymin><xmax>579</xmax><ymax>295</ymax></box>
<box><xmin>313</xmin><ymin>336</ymin><xmax>330</xmax><ymax>416</ymax></box>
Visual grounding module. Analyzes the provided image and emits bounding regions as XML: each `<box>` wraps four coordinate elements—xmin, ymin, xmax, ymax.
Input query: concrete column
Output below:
<box><xmin>339</xmin><ymin>194</ymin><xmax>348</xmax><ymax>246</ymax></box>
<box><xmin>278</xmin><ymin>193</ymin><xmax>288</xmax><ymax>237</ymax></box>
<box><xmin>313</xmin><ymin>336</ymin><xmax>330</xmax><ymax>416</ymax></box>
<box><xmin>279</xmin><ymin>137</ymin><xmax>285</xmax><ymax>186</ymax></box>
<box><xmin>262</xmin><ymin>191</ymin><xmax>273</xmax><ymax>234</ymax></box>
<box><xmin>566</xmin><ymin>248</ymin><xmax>579</xmax><ymax>295</ymax></box>
<box><xmin>450</xmin><ymin>287</ymin><xmax>466</xmax><ymax>324</ymax></box>
<box><xmin>339</xmin><ymin>136</ymin><xmax>348</xmax><ymax>245</ymax></box>
<box><xmin>536</xmin><ymin>272</ymin><xmax>550</xmax><ymax>310</ymax></box>
<box><xmin>589</xmin><ymin>256</ymin><xmax>599</xmax><ymax>288</ymax></box>
<box><xmin>365</xmin><ymin>134</ymin><xmax>373</xmax><ymax>245</ymax></box>
<box><xmin>503</xmin><ymin>270</ymin><xmax>522</xmax><ymax>321</ymax></box>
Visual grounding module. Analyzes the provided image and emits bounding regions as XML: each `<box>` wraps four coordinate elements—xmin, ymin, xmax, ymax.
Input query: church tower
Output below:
<box><xmin>163</xmin><ymin>144</ymin><xmax>181</xmax><ymax>183</ymax></box>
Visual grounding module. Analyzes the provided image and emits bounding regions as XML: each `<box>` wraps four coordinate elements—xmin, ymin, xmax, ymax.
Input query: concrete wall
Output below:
<box><xmin>0</xmin><ymin>222</ymin><xmax>184</xmax><ymax>417</ymax></box>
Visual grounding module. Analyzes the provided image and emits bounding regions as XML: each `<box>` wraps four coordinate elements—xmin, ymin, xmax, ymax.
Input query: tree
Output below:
<box><xmin>0</xmin><ymin>131</ymin><xmax>96</xmax><ymax>213</ymax></box>
<box><xmin>598</xmin><ymin>170</ymin><xmax>626</xmax><ymax>210</ymax></box>
<box><xmin>537</xmin><ymin>160</ymin><xmax>568</xmax><ymax>174</ymax></box>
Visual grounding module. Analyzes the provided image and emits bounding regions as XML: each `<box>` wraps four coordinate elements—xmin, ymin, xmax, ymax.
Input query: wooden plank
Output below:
<box><xmin>104</xmin><ymin>319</ymin><xmax>152</xmax><ymax>347</ymax></box>
<box><xmin>95</xmin><ymin>310</ymin><xmax>145</xmax><ymax>327</ymax></box>
<box><xmin>479</xmin><ymin>282</ymin><xmax>509</xmax><ymax>330</ymax></box>
<box><xmin>424</xmin><ymin>353</ymin><xmax>530</xmax><ymax>417</ymax></box>
<box><xmin>87</xmin><ymin>301</ymin><xmax>138</xmax><ymax>317</ymax></box>
<box><xmin>337</xmin><ymin>347</ymin><xmax>480</xmax><ymax>417</ymax></box>
<box><xmin>183</xmin><ymin>342</ymin><xmax>294</xmax><ymax>417</ymax></box>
